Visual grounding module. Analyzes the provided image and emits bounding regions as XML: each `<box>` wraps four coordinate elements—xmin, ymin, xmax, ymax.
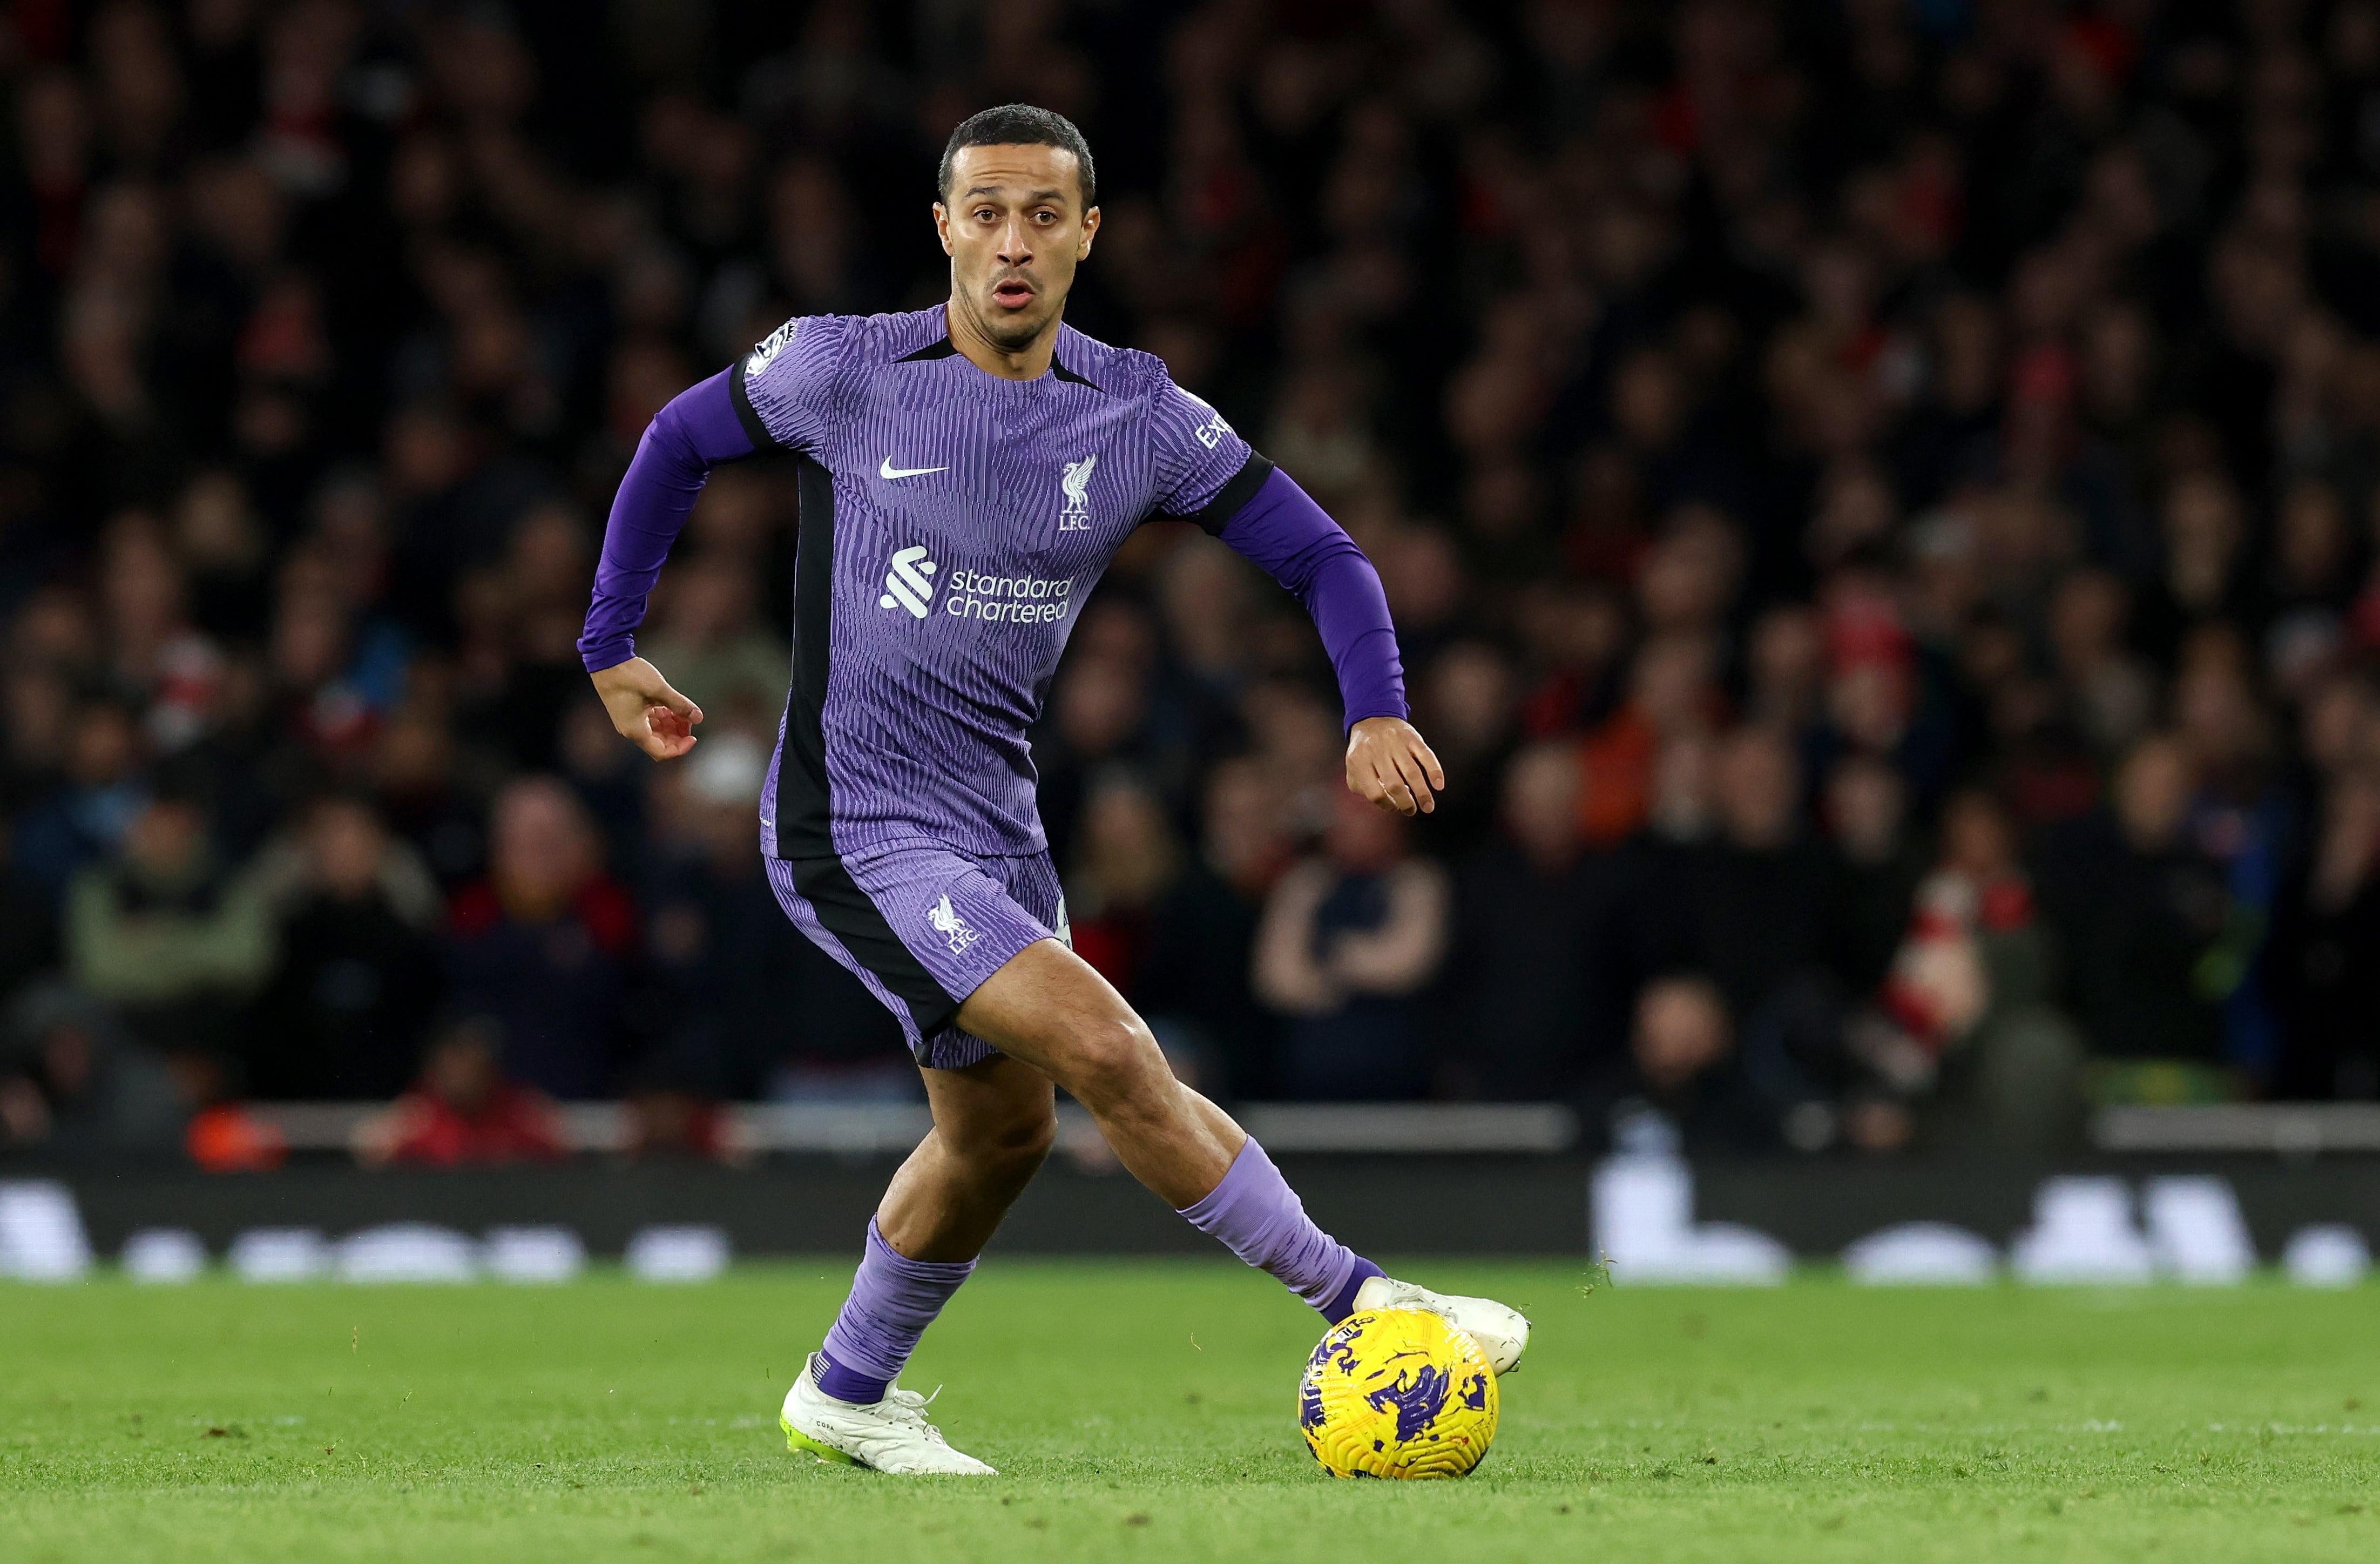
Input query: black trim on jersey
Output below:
<box><xmin>773</xmin><ymin>456</ymin><xmax>839</xmax><ymax>861</ymax></box>
<box><xmin>1050</xmin><ymin>355</ymin><xmax>1101</xmax><ymax>390</ymax></box>
<box><xmin>727</xmin><ymin>358</ymin><xmax>780</xmax><ymax>451</ymax></box>
<box><xmin>1178</xmin><ymin>451</ymin><xmax>1275</xmax><ymax>536</ymax></box>
<box><xmin>769</xmin><ymin>454</ymin><xmax>964</xmax><ymax>1035</ymax></box>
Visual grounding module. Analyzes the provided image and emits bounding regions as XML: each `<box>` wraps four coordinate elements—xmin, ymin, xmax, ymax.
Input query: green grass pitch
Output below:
<box><xmin>5</xmin><ymin>1261</ymin><xmax>2377</xmax><ymax>1562</ymax></box>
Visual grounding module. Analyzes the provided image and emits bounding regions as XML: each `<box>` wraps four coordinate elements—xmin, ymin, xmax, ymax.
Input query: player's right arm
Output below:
<box><xmin>580</xmin><ymin>369</ymin><xmax>750</xmax><ymax>757</ymax></box>
<box><xmin>581</xmin><ymin>316</ymin><xmax>840</xmax><ymax>760</ymax></box>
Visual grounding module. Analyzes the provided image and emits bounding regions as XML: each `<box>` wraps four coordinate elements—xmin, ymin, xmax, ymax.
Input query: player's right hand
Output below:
<box><xmin>591</xmin><ymin>656</ymin><xmax>703</xmax><ymax>760</ymax></box>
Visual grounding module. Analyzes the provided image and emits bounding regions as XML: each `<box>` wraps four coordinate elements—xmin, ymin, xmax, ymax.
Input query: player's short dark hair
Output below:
<box><xmin>937</xmin><ymin>103</ymin><xmax>1097</xmax><ymax>210</ymax></box>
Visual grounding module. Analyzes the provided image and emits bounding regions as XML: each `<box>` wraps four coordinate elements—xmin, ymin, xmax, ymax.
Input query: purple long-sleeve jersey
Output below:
<box><xmin>580</xmin><ymin>306</ymin><xmax>1406</xmax><ymax>861</ymax></box>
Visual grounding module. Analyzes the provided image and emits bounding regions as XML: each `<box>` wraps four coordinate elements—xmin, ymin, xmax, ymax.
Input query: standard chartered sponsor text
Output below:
<box><xmin>943</xmin><ymin>567</ymin><xmax>1074</xmax><ymax>623</ymax></box>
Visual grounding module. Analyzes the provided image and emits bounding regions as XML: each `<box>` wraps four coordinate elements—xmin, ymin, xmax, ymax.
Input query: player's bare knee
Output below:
<box><xmin>945</xmin><ymin>1103</ymin><xmax>1056</xmax><ymax>1179</ymax></box>
<box><xmin>1059</xmin><ymin>1016</ymin><xmax>1164</xmax><ymax>1109</ymax></box>
<box><xmin>997</xmin><ymin>1108</ymin><xmax>1058</xmax><ymax>1171</ymax></box>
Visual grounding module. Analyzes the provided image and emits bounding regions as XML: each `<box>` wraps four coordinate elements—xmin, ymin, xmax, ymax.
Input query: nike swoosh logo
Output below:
<box><xmin>880</xmin><ymin>459</ymin><xmax>950</xmax><ymax>480</ymax></box>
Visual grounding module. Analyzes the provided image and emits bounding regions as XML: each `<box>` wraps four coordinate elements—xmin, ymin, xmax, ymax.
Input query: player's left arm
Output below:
<box><xmin>1213</xmin><ymin>464</ymin><xmax>1443</xmax><ymax>817</ymax></box>
<box><xmin>1149</xmin><ymin>377</ymin><xmax>1440</xmax><ymax>815</ymax></box>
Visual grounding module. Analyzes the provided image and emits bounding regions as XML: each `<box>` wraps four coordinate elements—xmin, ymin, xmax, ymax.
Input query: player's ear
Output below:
<box><xmin>1077</xmin><ymin>205</ymin><xmax>1099</xmax><ymax>260</ymax></box>
<box><xmin>932</xmin><ymin>201</ymin><xmax>954</xmax><ymax>256</ymax></box>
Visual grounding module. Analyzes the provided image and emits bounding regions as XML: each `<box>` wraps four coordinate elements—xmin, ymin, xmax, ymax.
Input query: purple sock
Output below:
<box><xmin>1178</xmin><ymin>1137</ymin><xmax>1384</xmax><ymax>1323</ymax></box>
<box><xmin>815</xmin><ymin>1217</ymin><xmax>975</xmax><ymax>1405</ymax></box>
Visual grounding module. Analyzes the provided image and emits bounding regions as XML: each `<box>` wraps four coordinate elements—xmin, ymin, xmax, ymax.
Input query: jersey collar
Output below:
<box><xmin>895</xmin><ymin>332</ymin><xmax>1102</xmax><ymax>390</ymax></box>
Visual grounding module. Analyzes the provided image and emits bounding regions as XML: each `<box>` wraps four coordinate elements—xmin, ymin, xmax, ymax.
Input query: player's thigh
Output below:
<box><xmin>918</xmin><ymin>1051</ymin><xmax>1056</xmax><ymax>1161</ymax></box>
<box><xmin>952</xmin><ymin>938</ymin><xmax>1166</xmax><ymax>1097</ymax></box>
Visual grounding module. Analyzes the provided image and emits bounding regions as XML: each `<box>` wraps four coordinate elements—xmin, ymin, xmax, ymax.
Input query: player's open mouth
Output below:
<box><xmin>991</xmin><ymin>278</ymin><xmax>1035</xmax><ymax>308</ymax></box>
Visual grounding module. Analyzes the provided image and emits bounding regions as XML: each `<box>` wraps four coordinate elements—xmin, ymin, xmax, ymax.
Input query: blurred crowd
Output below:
<box><xmin>4</xmin><ymin>0</ymin><xmax>2380</xmax><ymax>1170</ymax></box>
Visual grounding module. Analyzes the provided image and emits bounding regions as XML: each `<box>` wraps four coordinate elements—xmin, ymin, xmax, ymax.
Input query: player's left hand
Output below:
<box><xmin>1345</xmin><ymin>716</ymin><xmax>1445</xmax><ymax>817</ymax></box>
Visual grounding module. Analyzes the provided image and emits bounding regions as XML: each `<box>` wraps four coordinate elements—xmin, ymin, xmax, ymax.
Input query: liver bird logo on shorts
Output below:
<box><xmin>928</xmin><ymin>894</ymin><xmax>979</xmax><ymax>953</ymax></box>
<box><xmin>1058</xmin><ymin>454</ymin><xmax>1097</xmax><ymax>530</ymax></box>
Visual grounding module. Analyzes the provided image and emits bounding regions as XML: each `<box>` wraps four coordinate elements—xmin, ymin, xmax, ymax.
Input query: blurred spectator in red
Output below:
<box><xmin>1442</xmin><ymin>741</ymin><xmax>1624</xmax><ymax>1100</ymax></box>
<box><xmin>444</xmin><ymin>776</ymin><xmax>638</xmax><ymax>1100</ymax></box>
<box><xmin>245</xmin><ymin>793</ymin><xmax>442</xmax><ymax>1099</ymax></box>
<box><xmin>1576</xmin><ymin>633</ymin><xmax>1720</xmax><ymax>847</ymax></box>
<box><xmin>1253</xmin><ymin>785</ymin><xmax>1448</xmax><ymax>1100</ymax></box>
<box><xmin>1856</xmin><ymin>789</ymin><xmax>2081</xmax><ymax>1150</ymax></box>
<box><xmin>182</xmin><ymin>1042</ymin><xmax>289</xmax><ymax>1173</ymax></box>
<box><xmin>1034</xmin><ymin>622</ymin><xmax>1164</xmax><ymax>875</ymax></box>
<box><xmin>1513</xmin><ymin>581</ymin><xmax>1626</xmax><ymax>740</ymax></box>
<box><xmin>182</xmin><ymin>1107</ymin><xmax>288</xmax><ymax>1171</ymax></box>
<box><xmin>267</xmin><ymin>571</ymin><xmax>383</xmax><ymax>765</ymax></box>
<box><xmin>353</xmin><ymin>1016</ymin><xmax>564</xmax><ymax>1168</ymax></box>
<box><xmin>99</xmin><ymin>513</ymin><xmax>224</xmax><ymax>751</ymax></box>
<box><xmin>620</xmin><ymin>1082</ymin><xmax>734</xmax><ymax>1163</ymax></box>
<box><xmin>1066</xmin><ymin>770</ymin><xmax>1180</xmax><ymax>997</ymax></box>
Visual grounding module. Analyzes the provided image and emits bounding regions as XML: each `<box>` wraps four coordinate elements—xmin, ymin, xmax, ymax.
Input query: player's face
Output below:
<box><xmin>935</xmin><ymin>143</ymin><xmax>1100</xmax><ymax>353</ymax></box>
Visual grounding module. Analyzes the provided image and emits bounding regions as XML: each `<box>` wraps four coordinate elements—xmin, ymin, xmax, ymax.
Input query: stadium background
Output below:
<box><xmin>0</xmin><ymin>0</ymin><xmax>2376</xmax><ymax>1191</ymax></box>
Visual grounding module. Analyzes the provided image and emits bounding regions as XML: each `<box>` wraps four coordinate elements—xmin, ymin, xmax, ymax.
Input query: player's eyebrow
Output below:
<box><xmin>963</xmin><ymin>185</ymin><xmax>1067</xmax><ymax>204</ymax></box>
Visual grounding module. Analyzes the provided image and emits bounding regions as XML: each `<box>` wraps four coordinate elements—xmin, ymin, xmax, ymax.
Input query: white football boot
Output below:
<box><xmin>1354</xmin><ymin>1274</ymin><xmax>1531</xmax><ymax>1375</ymax></box>
<box><xmin>779</xmin><ymin>1353</ymin><xmax>997</xmax><ymax>1475</ymax></box>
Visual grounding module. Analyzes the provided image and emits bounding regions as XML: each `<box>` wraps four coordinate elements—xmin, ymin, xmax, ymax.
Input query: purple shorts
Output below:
<box><xmin>766</xmin><ymin>842</ymin><xmax>1068</xmax><ymax>1070</ymax></box>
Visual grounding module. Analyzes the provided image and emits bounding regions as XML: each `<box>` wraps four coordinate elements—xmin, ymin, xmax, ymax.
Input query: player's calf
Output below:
<box><xmin>954</xmin><ymin>939</ymin><xmax>1534</xmax><ymax>1370</ymax></box>
<box><xmin>877</xmin><ymin>1054</ymin><xmax>1057</xmax><ymax>1262</ymax></box>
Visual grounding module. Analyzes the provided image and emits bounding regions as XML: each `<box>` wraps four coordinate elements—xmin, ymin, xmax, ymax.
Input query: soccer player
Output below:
<box><xmin>581</xmin><ymin>104</ymin><xmax>1526</xmax><ymax>1475</ymax></box>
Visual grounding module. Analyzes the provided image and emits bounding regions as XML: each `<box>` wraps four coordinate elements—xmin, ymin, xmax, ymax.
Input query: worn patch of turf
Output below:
<box><xmin>3</xmin><ymin>1262</ymin><xmax>2376</xmax><ymax>1562</ymax></box>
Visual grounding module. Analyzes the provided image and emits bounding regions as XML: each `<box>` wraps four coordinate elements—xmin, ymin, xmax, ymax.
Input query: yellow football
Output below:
<box><xmin>1297</xmin><ymin>1307</ymin><xmax>1499</xmax><ymax>1479</ymax></box>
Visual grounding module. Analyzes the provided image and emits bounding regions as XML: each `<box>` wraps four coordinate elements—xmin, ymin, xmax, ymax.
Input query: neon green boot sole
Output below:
<box><xmin>781</xmin><ymin>1414</ymin><xmax>858</xmax><ymax>1466</ymax></box>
